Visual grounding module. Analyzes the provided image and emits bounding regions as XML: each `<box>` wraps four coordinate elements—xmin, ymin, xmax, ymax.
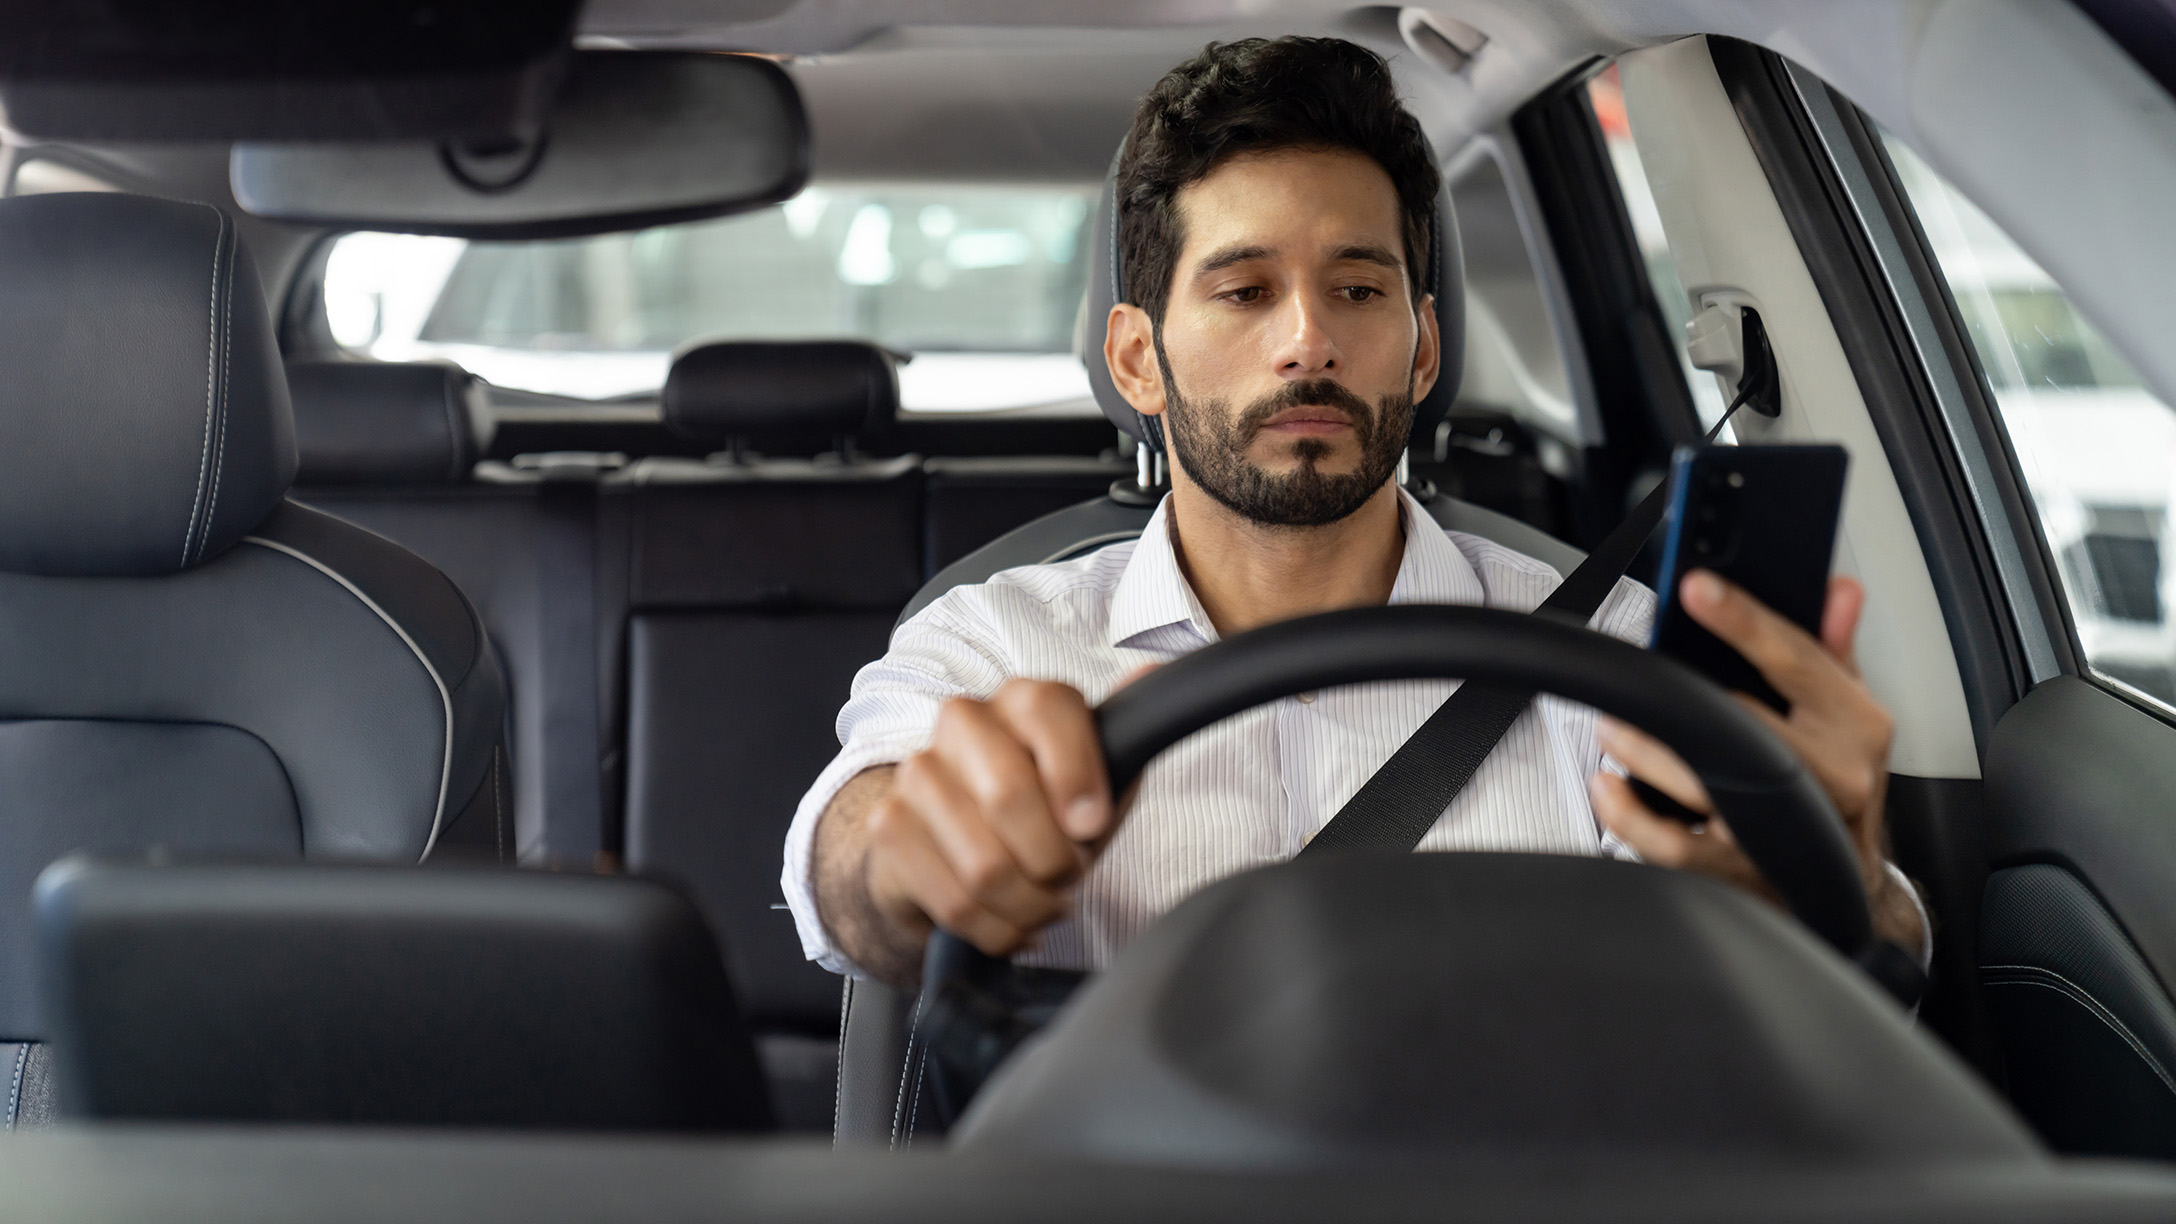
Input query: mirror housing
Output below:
<box><xmin>230</xmin><ymin>52</ymin><xmax>809</xmax><ymax>240</ymax></box>
<box><xmin>0</xmin><ymin>1</ymin><xmax>581</xmax><ymax>142</ymax></box>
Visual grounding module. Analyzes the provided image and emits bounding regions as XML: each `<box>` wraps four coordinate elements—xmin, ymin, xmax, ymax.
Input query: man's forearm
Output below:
<box><xmin>812</xmin><ymin>766</ymin><xmax>931</xmax><ymax>989</ymax></box>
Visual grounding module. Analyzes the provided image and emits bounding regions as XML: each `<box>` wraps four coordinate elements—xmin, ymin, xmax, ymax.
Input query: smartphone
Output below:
<box><xmin>1649</xmin><ymin>443</ymin><xmax>1849</xmax><ymax>712</ymax></box>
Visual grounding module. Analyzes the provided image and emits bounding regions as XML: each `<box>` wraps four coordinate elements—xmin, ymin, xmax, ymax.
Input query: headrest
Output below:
<box><xmin>662</xmin><ymin>341</ymin><xmax>897</xmax><ymax>442</ymax></box>
<box><xmin>0</xmin><ymin>193</ymin><xmax>294</xmax><ymax>577</ymax></box>
<box><xmin>287</xmin><ymin>360</ymin><xmax>493</xmax><ymax>486</ymax></box>
<box><xmin>1080</xmin><ymin>149</ymin><xmax>1465</xmax><ymax>453</ymax></box>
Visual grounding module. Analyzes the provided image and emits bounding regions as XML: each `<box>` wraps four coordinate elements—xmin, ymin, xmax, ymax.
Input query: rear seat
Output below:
<box><xmin>288</xmin><ymin>345</ymin><xmax>1133</xmax><ymax>1129</ymax></box>
<box><xmin>922</xmin><ymin>454</ymin><xmax>1131</xmax><ymax>577</ymax></box>
<box><xmin>615</xmin><ymin>342</ymin><xmax>922</xmax><ymax>1129</ymax></box>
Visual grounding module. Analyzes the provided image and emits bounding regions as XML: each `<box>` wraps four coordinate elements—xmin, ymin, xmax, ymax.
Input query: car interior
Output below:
<box><xmin>8</xmin><ymin>1</ymin><xmax>2176</xmax><ymax>1219</ymax></box>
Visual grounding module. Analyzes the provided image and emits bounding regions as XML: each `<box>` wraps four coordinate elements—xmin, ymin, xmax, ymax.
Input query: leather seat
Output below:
<box><xmin>620</xmin><ymin>339</ymin><xmax>925</xmax><ymax>1131</ymax></box>
<box><xmin>0</xmin><ymin>193</ymin><xmax>510</xmax><ymax>1125</ymax></box>
<box><xmin>287</xmin><ymin>358</ymin><xmax>493</xmax><ymax>487</ymax></box>
<box><xmin>834</xmin><ymin>151</ymin><xmax>1576</xmax><ymax>1143</ymax></box>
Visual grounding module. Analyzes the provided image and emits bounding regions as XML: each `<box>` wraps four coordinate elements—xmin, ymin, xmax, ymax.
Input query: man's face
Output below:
<box><xmin>1138</xmin><ymin>146</ymin><xmax>1437</xmax><ymax>527</ymax></box>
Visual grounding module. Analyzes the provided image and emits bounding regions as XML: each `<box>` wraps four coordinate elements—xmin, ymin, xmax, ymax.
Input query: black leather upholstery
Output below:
<box><xmin>663</xmin><ymin>340</ymin><xmax>898</xmax><ymax>441</ymax></box>
<box><xmin>1982</xmin><ymin>863</ymin><xmax>2176</xmax><ymax>1158</ymax></box>
<box><xmin>0</xmin><ymin>192</ymin><xmax>509</xmax><ymax>1045</ymax></box>
<box><xmin>0</xmin><ymin>193</ymin><xmax>294</xmax><ymax>577</ymax></box>
<box><xmin>288</xmin><ymin>360</ymin><xmax>491</xmax><ymax>485</ymax></box>
<box><xmin>619</xmin><ymin>451</ymin><xmax>921</xmax><ymax>1130</ymax></box>
<box><xmin>1080</xmin><ymin>154</ymin><xmax>1465</xmax><ymax>453</ymax></box>
<box><xmin>39</xmin><ymin>861</ymin><xmax>772</xmax><ymax>1131</ymax></box>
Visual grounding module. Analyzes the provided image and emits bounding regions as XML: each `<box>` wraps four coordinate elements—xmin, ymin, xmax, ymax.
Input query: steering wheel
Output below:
<box><xmin>912</xmin><ymin>605</ymin><xmax>1881</xmax><ymax>1125</ymax></box>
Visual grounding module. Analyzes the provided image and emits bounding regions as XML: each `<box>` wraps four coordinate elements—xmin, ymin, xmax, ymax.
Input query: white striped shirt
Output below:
<box><xmin>782</xmin><ymin>488</ymin><xmax>1658</xmax><ymax>977</ymax></box>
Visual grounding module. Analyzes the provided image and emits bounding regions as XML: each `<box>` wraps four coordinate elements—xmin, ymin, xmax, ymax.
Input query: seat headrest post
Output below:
<box><xmin>0</xmin><ymin>193</ymin><xmax>295</xmax><ymax>577</ymax></box>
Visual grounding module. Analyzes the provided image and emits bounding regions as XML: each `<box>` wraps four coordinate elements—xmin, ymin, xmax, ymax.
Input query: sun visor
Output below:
<box><xmin>0</xmin><ymin>1</ymin><xmax>582</xmax><ymax>142</ymax></box>
<box><xmin>228</xmin><ymin>51</ymin><xmax>810</xmax><ymax>240</ymax></box>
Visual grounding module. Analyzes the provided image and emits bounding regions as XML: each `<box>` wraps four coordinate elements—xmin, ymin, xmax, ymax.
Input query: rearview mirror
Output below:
<box><xmin>230</xmin><ymin>51</ymin><xmax>809</xmax><ymax>240</ymax></box>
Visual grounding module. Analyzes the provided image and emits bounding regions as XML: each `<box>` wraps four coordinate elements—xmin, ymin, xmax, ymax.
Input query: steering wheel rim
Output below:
<box><xmin>1090</xmin><ymin>605</ymin><xmax>1872</xmax><ymax>956</ymax></box>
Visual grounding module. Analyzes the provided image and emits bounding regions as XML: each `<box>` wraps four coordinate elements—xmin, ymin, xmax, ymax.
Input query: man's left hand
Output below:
<box><xmin>1588</xmin><ymin>569</ymin><xmax>1926</xmax><ymax>953</ymax></box>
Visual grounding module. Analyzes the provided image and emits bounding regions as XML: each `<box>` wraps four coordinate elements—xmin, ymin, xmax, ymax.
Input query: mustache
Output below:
<box><xmin>1232</xmin><ymin>379</ymin><xmax>1378</xmax><ymax>444</ymax></box>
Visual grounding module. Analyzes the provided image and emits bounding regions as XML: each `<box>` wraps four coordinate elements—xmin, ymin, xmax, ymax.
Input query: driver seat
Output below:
<box><xmin>834</xmin><ymin>158</ymin><xmax>1591</xmax><ymax>1143</ymax></box>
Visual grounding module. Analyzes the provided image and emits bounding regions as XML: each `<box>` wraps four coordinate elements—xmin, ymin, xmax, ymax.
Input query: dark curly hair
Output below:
<box><xmin>1116</xmin><ymin>36</ymin><xmax>1440</xmax><ymax>327</ymax></box>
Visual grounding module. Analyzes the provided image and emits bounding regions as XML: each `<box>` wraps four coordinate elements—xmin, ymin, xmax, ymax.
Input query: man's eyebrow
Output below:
<box><xmin>1192</xmin><ymin>243</ymin><xmax>1274</xmax><ymax>276</ymax></box>
<box><xmin>1330</xmin><ymin>242</ymin><xmax>1403</xmax><ymax>270</ymax></box>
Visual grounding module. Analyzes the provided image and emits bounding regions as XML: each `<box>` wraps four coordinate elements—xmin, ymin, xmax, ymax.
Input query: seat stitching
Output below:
<box><xmin>1983</xmin><ymin>964</ymin><xmax>2176</xmax><ymax>1097</ymax></box>
<box><xmin>180</xmin><ymin>213</ymin><xmax>227</xmax><ymax>566</ymax></box>
<box><xmin>891</xmin><ymin>1005</ymin><xmax>925</xmax><ymax>1148</ymax></box>
<box><xmin>198</xmin><ymin>232</ymin><xmax>235</xmax><ymax>564</ymax></box>
<box><xmin>6</xmin><ymin>1043</ymin><xmax>25</xmax><ymax>1132</ymax></box>
<box><xmin>440</xmin><ymin>375</ymin><xmax>464</xmax><ymax>482</ymax></box>
<box><xmin>831</xmin><ymin>979</ymin><xmax>852</xmax><ymax>1146</ymax></box>
<box><xmin>242</xmin><ymin>536</ymin><xmax>454</xmax><ymax>859</ymax></box>
<box><xmin>902</xmin><ymin>1045</ymin><xmax>930</xmax><ymax>1150</ymax></box>
<box><xmin>492</xmin><ymin>750</ymin><xmax>506</xmax><ymax>859</ymax></box>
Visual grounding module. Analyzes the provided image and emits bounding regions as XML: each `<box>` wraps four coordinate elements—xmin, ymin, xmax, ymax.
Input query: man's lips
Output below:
<box><xmin>1258</xmin><ymin>404</ymin><xmax>1357</xmax><ymax>437</ymax></box>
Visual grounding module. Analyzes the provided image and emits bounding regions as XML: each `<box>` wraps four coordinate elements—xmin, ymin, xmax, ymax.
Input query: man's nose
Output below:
<box><xmin>1273</xmin><ymin>295</ymin><xmax>1341</xmax><ymax>379</ymax></box>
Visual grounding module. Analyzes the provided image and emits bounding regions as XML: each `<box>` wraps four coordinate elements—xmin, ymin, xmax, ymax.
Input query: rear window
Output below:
<box><xmin>321</xmin><ymin>183</ymin><xmax>1099</xmax><ymax>411</ymax></box>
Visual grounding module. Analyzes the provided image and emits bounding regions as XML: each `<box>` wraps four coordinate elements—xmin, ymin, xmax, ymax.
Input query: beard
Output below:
<box><xmin>1157</xmin><ymin>348</ymin><xmax>1414</xmax><ymax>529</ymax></box>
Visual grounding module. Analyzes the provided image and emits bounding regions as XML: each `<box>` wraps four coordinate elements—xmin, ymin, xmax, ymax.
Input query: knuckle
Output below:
<box><xmin>892</xmin><ymin>751</ymin><xmax>931</xmax><ymax>789</ymax></box>
<box><xmin>957</xmin><ymin>850</ymin><xmax>1014</xmax><ymax>899</ymax></box>
<box><xmin>978</xmin><ymin>762</ymin><xmax>1039</xmax><ymax>813</ymax></box>
<box><xmin>934</xmin><ymin>695</ymin><xmax>988</xmax><ymax>736</ymax></box>
<box><xmin>927</xmin><ymin>895</ymin><xmax>977</xmax><ymax>930</ymax></box>
<box><xmin>865</xmin><ymin>795</ymin><xmax>909</xmax><ymax>843</ymax></box>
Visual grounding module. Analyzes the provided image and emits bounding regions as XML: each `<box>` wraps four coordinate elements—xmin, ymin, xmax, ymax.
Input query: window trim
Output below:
<box><xmin>1705</xmin><ymin>37</ymin><xmax>2078</xmax><ymax>750</ymax></box>
<box><xmin>1510</xmin><ymin>62</ymin><xmax>1702</xmax><ymax>551</ymax></box>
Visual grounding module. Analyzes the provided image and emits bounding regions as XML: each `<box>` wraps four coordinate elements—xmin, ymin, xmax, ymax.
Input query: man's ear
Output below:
<box><xmin>1104</xmin><ymin>303</ymin><xmax>1169</xmax><ymax>419</ymax></box>
<box><xmin>1409</xmin><ymin>291</ymin><xmax>1441</xmax><ymax>405</ymax></box>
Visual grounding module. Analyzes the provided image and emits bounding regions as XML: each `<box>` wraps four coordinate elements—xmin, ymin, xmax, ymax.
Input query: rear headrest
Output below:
<box><xmin>287</xmin><ymin>360</ymin><xmax>492</xmax><ymax>486</ymax></box>
<box><xmin>662</xmin><ymin>341</ymin><xmax>897</xmax><ymax>442</ymax></box>
<box><xmin>1080</xmin><ymin>148</ymin><xmax>1465</xmax><ymax>453</ymax></box>
<box><xmin>0</xmin><ymin>193</ymin><xmax>294</xmax><ymax>577</ymax></box>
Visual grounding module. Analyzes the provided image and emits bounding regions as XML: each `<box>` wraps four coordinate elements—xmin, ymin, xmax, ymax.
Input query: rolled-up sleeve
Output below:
<box><xmin>780</xmin><ymin>597</ymin><xmax>1015</xmax><ymax>976</ymax></box>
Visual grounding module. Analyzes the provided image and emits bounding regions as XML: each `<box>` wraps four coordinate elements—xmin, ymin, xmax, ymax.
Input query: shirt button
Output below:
<box><xmin>1296</xmin><ymin>691</ymin><xmax>1316</xmax><ymax>704</ymax></box>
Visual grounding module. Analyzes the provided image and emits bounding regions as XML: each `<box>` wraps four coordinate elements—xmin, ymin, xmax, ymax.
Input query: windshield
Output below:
<box><xmin>322</xmin><ymin>183</ymin><xmax>1100</xmax><ymax>410</ymax></box>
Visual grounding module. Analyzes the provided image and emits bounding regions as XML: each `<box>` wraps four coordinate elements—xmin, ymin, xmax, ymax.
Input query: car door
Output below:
<box><xmin>1568</xmin><ymin>29</ymin><xmax>2176</xmax><ymax>1158</ymax></box>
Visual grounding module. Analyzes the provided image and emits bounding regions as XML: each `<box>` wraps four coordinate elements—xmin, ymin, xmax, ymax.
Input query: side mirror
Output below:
<box><xmin>231</xmin><ymin>51</ymin><xmax>810</xmax><ymax>240</ymax></box>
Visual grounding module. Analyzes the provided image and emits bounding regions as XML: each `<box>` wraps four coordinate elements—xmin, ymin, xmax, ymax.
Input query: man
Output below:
<box><xmin>784</xmin><ymin>36</ymin><xmax>1926</xmax><ymax>989</ymax></box>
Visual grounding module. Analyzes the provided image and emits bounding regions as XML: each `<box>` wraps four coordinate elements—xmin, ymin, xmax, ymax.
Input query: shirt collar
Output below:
<box><xmin>1105</xmin><ymin>487</ymin><xmax>1490</xmax><ymax>651</ymax></box>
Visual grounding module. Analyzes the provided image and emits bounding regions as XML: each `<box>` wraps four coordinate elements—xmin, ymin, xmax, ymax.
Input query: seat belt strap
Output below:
<box><xmin>1302</xmin><ymin>397</ymin><xmax>1754</xmax><ymax>858</ymax></box>
<box><xmin>537</xmin><ymin>472</ymin><xmax>605</xmax><ymax>860</ymax></box>
<box><xmin>1298</xmin><ymin>476</ymin><xmax>1672</xmax><ymax>855</ymax></box>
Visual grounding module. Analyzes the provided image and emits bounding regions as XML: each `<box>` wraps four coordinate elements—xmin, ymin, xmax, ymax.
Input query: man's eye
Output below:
<box><xmin>1340</xmin><ymin>286</ymin><xmax>1383</xmax><ymax>303</ymax></box>
<box><xmin>1223</xmin><ymin>286</ymin><xmax>1265</xmax><ymax>304</ymax></box>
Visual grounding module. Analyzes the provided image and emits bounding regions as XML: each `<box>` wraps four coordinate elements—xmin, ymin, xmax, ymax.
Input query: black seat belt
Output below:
<box><xmin>1299</xmin><ymin>475</ymin><xmax>1673</xmax><ymax>855</ymax></box>
<box><xmin>535</xmin><ymin>458</ymin><xmax>609</xmax><ymax>862</ymax></box>
<box><xmin>1303</xmin><ymin>312</ymin><xmax>1775</xmax><ymax>856</ymax></box>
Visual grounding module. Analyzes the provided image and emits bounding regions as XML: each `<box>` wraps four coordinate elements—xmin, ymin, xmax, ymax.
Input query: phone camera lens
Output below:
<box><xmin>1726</xmin><ymin>471</ymin><xmax>1745</xmax><ymax>488</ymax></box>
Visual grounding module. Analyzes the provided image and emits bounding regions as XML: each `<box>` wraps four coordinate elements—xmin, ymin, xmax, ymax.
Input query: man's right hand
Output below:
<box><xmin>815</xmin><ymin>679</ymin><xmax>1122</xmax><ymax>982</ymax></box>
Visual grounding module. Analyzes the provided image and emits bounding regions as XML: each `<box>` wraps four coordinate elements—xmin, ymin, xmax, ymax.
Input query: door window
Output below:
<box><xmin>1884</xmin><ymin>136</ymin><xmax>2176</xmax><ymax>705</ymax></box>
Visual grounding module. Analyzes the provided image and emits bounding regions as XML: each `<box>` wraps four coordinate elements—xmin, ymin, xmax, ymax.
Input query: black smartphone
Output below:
<box><xmin>1649</xmin><ymin>443</ymin><xmax>1849</xmax><ymax>712</ymax></box>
